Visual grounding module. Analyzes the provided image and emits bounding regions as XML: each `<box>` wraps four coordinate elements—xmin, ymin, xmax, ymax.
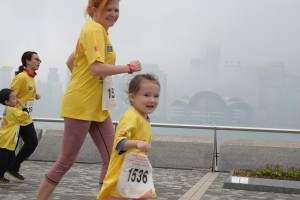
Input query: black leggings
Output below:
<box><xmin>0</xmin><ymin>148</ymin><xmax>15</xmax><ymax>178</ymax></box>
<box><xmin>9</xmin><ymin>122</ymin><xmax>38</xmax><ymax>172</ymax></box>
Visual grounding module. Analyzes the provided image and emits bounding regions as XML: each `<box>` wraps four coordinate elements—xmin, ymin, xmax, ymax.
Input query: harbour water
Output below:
<box><xmin>34</xmin><ymin>121</ymin><xmax>300</xmax><ymax>143</ymax></box>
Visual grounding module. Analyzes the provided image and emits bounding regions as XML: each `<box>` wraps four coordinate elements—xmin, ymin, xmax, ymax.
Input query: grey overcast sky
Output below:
<box><xmin>0</xmin><ymin>0</ymin><xmax>300</xmax><ymax>84</ymax></box>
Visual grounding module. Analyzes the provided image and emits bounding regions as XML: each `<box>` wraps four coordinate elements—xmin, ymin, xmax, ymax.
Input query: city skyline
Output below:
<box><xmin>1</xmin><ymin>0</ymin><xmax>300</xmax><ymax>130</ymax></box>
<box><xmin>1</xmin><ymin>54</ymin><xmax>299</xmax><ymax>129</ymax></box>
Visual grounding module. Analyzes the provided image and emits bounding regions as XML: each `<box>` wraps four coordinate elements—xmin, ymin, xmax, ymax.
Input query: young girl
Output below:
<box><xmin>98</xmin><ymin>74</ymin><xmax>160</xmax><ymax>200</ymax></box>
<box><xmin>0</xmin><ymin>89</ymin><xmax>29</xmax><ymax>183</ymax></box>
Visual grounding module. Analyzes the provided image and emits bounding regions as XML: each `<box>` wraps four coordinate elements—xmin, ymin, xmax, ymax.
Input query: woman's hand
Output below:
<box><xmin>17</xmin><ymin>99</ymin><xmax>24</xmax><ymax>106</ymax></box>
<box><xmin>35</xmin><ymin>93</ymin><xmax>41</xmax><ymax>100</ymax></box>
<box><xmin>130</xmin><ymin>60</ymin><xmax>142</xmax><ymax>72</ymax></box>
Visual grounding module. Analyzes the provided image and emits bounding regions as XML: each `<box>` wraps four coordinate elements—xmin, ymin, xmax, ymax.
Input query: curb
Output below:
<box><xmin>223</xmin><ymin>169</ymin><xmax>300</xmax><ymax>194</ymax></box>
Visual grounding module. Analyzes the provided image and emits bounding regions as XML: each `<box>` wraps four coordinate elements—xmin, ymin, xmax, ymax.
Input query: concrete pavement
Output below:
<box><xmin>1</xmin><ymin>161</ymin><xmax>300</xmax><ymax>199</ymax></box>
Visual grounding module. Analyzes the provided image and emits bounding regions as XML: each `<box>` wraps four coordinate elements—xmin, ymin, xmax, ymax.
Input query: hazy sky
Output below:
<box><xmin>1</xmin><ymin>0</ymin><xmax>300</xmax><ymax>86</ymax></box>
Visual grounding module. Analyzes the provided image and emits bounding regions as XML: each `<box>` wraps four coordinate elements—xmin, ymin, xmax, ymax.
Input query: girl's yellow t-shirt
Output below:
<box><xmin>98</xmin><ymin>107</ymin><xmax>156</xmax><ymax>199</ymax></box>
<box><xmin>0</xmin><ymin>107</ymin><xmax>29</xmax><ymax>150</ymax></box>
<box><xmin>61</xmin><ymin>19</ymin><xmax>116</xmax><ymax>122</ymax></box>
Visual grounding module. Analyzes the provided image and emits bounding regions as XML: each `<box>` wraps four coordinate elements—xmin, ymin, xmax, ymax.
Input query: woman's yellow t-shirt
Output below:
<box><xmin>9</xmin><ymin>71</ymin><xmax>36</xmax><ymax>125</ymax></box>
<box><xmin>61</xmin><ymin>19</ymin><xmax>116</xmax><ymax>122</ymax></box>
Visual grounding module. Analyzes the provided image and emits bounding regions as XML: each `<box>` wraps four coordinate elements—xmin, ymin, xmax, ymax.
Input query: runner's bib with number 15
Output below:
<box><xmin>102</xmin><ymin>76</ymin><xmax>117</xmax><ymax>110</ymax></box>
<box><xmin>26</xmin><ymin>100</ymin><xmax>34</xmax><ymax>117</ymax></box>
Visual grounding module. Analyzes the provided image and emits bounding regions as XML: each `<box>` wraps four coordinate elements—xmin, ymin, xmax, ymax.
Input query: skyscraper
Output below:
<box><xmin>34</xmin><ymin>67</ymin><xmax>64</xmax><ymax>118</ymax></box>
<box><xmin>0</xmin><ymin>66</ymin><xmax>13</xmax><ymax>88</ymax></box>
<box><xmin>0</xmin><ymin>66</ymin><xmax>13</xmax><ymax>114</ymax></box>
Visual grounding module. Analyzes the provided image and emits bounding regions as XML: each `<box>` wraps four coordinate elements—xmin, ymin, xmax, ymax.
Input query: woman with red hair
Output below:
<box><xmin>37</xmin><ymin>0</ymin><xmax>142</xmax><ymax>199</ymax></box>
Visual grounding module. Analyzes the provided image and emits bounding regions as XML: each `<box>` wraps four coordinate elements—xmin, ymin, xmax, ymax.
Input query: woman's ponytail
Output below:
<box><xmin>15</xmin><ymin>65</ymin><xmax>25</xmax><ymax>75</ymax></box>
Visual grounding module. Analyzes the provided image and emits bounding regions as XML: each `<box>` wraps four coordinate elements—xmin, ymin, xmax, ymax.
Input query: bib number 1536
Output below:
<box><xmin>116</xmin><ymin>152</ymin><xmax>155</xmax><ymax>198</ymax></box>
<box><xmin>128</xmin><ymin>168</ymin><xmax>148</xmax><ymax>183</ymax></box>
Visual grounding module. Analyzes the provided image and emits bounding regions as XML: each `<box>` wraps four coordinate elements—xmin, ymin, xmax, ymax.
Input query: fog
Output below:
<box><xmin>1</xmin><ymin>0</ymin><xmax>300</xmax><ymax>129</ymax></box>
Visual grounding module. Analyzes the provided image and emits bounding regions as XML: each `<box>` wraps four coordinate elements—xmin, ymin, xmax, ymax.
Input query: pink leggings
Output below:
<box><xmin>45</xmin><ymin>117</ymin><xmax>114</xmax><ymax>185</ymax></box>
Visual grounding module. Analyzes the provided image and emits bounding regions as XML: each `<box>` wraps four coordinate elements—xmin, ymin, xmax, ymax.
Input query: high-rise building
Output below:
<box><xmin>259</xmin><ymin>62</ymin><xmax>300</xmax><ymax>128</ymax></box>
<box><xmin>0</xmin><ymin>66</ymin><xmax>13</xmax><ymax>114</ymax></box>
<box><xmin>47</xmin><ymin>68</ymin><xmax>60</xmax><ymax>83</ymax></box>
<box><xmin>47</xmin><ymin>68</ymin><xmax>63</xmax><ymax>117</ymax></box>
<box><xmin>65</xmin><ymin>68</ymin><xmax>71</xmax><ymax>90</ymax></box>
<box><xmin>34</xmin><ymin>68</ymin><xmax>63</xmax><ymax>118</ymax></box>
<box><xmin>189</xmin><ymin>45</ymin><xmax>221</xmax><ymax>94</ymax></box>
<box><xmin>0</xmin><ymin>66</ymin><xmax>13</xmax><ymax>88</ymax></box>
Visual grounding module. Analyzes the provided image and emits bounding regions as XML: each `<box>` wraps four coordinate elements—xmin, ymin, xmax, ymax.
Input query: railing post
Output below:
<box><xmin>212</xmin><ymin>126</ymin><xmax>218</xmax><ymax>172</ymax></box>
<box><xmin>113</xmin><ymin>121</ymin><xmax>118</xmax><ymax>131</ymax></box>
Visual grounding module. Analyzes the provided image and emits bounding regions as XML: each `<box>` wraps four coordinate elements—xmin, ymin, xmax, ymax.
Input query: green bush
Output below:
<box><xmin>251</xmin><ymin>165</ymin><xmax>300</xmax><ymax>181</ymax></box>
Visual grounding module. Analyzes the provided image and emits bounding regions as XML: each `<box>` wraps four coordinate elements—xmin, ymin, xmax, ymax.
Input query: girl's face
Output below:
<box><xmin>129</xmin><ymin>80</ymin><xmax>160</xmax><ymax>118</ymax></box>
<box><xmin>26</xmin><ymin>53</ymin><xmax>41</xmax><ymax>72</ymax></box>
<box><xmin>93</xmin><ymin>0</ymin><xmax>119</xmax><ymax>31</ymax></box>
<box><xmin>5</xmin><ymin>91</ymin><xmax>18</xmax><ymax>107</ymax></box>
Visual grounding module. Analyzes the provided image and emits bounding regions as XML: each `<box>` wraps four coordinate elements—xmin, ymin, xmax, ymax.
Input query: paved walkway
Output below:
<box><xmin>0</xmin><ymin>161</ymin><xmax>300</xmax><ymax>200</ymax></box>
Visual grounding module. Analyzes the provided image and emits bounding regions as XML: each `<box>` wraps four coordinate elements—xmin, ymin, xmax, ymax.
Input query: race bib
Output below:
<box><xmin>102</xmin><ymin>76</ymin><xmax>117</xmax><ymax>110</ymax></box>
<box><xmin>26</xmin><ymin>100</ymin><xmax>34</xmax><ymax>117</ymax></box>
<box><xmin>14</xmin><ymin>126</ymin><xmax>20</xmax><ymax>144</ymax></box>
<box><xmin>116</xmin><ymin>152</ymin><xmax>156</xmax><ymax>198</ymax></box>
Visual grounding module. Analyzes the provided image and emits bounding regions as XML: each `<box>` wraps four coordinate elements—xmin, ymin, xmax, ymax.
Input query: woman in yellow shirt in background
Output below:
<box><xmin>7</xmin><ymin>51</ymin><xmax>41</xmax><ymax>181</ymax></box>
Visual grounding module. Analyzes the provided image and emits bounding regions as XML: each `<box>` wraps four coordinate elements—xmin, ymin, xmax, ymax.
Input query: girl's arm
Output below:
<box><xmin>15</xmin><ymin>107</ymin><xmax>30</xmax><ymax>121</ymax></box>
<box><xmin>17</xmin><ymin>99</ymin><xmax>29</xmax><ymax>113</ymax></box>
<box><xmin>122</xmin><ymin>140</ymin><xmax>151</xmax><ymax>153</ymax></box>
<box><xmin>17</xmin><ymin>99</ymin><xmax>25</xmax><ymax>107</ymax></box>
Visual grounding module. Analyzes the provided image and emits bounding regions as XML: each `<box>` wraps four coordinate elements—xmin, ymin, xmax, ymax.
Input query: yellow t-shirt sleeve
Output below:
<box><xmin>84</xmin><ymin>29</ymin><xmax>106</xmax><ymax>66</ymax></box>
<box><xmin>9</xmin><ymin>75</ymin><xmax>25</xmax><ymax>96</ymax></box>
<box><xmin>114</xmin><ymin>119</ymin><xmax>134</xmax><ymax>148</ymax></box>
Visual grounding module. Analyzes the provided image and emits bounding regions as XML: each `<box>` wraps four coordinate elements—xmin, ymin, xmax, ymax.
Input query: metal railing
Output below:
<box><xmin>148</xmin><ymin>123</ymin><xmax>300</xmax><ymax>171</ymax></box>
<box><xmin>2</xmin><ymin>117</ymin><xmax>300</xmax><ymax>171</ymax></box>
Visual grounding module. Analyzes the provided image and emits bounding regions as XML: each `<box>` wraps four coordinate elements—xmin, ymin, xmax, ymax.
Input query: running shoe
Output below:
<box><xmin>6</xmin><ymin>171</ymin><xmax>25</xmax><ymax>181</ymax></box>
<box><xmin>0</xmin><ymin>177</ymin><xmax>10</xmax><ymax>183</ymax></box>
